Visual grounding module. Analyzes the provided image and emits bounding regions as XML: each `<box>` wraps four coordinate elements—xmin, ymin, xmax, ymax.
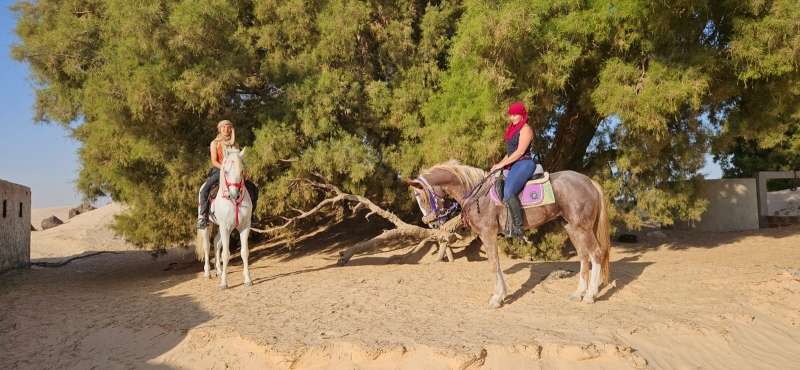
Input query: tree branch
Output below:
<box><xmin>249</xmin><ymin>178</ymin><xmax>476</xmax><ymax>265</ymax></box>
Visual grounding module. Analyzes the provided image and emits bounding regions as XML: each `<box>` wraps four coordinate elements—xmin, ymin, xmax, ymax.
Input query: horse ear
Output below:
<box><xmin>239</xmin><ymin>146</ymin><xmax>246</xmax><ymax>158</ymax></box>
<box><xmin>405</xmin><ymin>178</ymin><xmax>423</xmax><ymax>189</ymax></box>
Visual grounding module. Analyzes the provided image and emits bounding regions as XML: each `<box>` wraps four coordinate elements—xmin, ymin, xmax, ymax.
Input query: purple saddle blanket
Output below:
<box><xmin>489</xmin><ymin>178</ymin><xmax>555</xmax><ymax>208</ymax></box>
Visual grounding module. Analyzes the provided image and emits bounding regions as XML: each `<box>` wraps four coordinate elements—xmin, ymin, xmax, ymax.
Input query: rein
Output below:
<box><xmin>459</xmin><ymin>169</ymin><xmax>500</xmax><ymax>229</ymax></box>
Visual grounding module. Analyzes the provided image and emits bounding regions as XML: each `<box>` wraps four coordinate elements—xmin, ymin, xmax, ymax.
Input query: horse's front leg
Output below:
<box><xmin>239</xmin><ymin>227</ymin><xmax>253</xmax><ymax>287</ymax></box>
<box><xmin>481</xmin><ymin>233</ymin><xmax>507</xmax><ymax>309</ymax></box>
<box><xmin>218</xmin><ymin>231</ymin><xmax>231</xmax><ymax>291</ymax></box>
<box><xmin>213</xmin><ymin>232</ymin><xmax>223</xmax><ymax>277</ymax></box>
<box><xmin>217</xmin><ymin>231</ymin><xmax>230</xmax><ymax>291</ymax></box>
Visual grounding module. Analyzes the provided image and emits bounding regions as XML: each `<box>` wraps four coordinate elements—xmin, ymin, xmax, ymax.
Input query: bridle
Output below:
<box><xmin>220</xmin><ymin>154</ymin><xmax>246</xmax><ymax>228</ymax></box>
<box><xmin>414</xmin><ymin>176</ymin><xmax>460</xmax><ymax>226</ymax></box>
<box><xmin>415</xmin><ymin>169</ymin><xmax>500</xmax><ymax>229</ymax></box>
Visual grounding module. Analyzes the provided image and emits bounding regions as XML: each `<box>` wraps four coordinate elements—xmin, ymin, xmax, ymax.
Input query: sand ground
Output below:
<box><xmin>2</xmin><ymin>200</ymin><xmax>799</xmax><ymax>370</ymax></box>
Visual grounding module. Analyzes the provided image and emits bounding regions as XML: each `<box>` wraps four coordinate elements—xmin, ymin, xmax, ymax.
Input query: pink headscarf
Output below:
<box><xmin>504</xmin><ymin>103</ymin><xmax>528</xmax><ymax>142</ymax></box>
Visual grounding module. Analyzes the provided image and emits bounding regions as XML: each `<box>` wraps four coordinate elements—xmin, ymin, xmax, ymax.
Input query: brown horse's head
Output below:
<box><xmin>406</xmin><ymin>160</ymin><xmax>486</xmax><ymax>228</ymax></box>
<box><xmin>405</xmin><ymin>177</ymin><xmax>448</xmax><ymax>229</ymax></box>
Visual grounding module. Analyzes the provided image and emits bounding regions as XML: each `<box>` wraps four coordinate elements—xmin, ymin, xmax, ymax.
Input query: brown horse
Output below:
<box><xmin>406</xmin><ymin>160</ymin><xmax>610</xmax><ymax>308</ymax></box>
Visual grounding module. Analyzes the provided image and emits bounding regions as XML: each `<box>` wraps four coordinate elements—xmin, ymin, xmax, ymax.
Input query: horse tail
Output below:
<box><xmin>591</xmin><ymin>179</ymin><xmax>611</xmax><ymax>285</ymax></box>
<box><xmin>194</xmin><ymin>223</ymin><xmax>214</xmax><ymax>262</ymax></box>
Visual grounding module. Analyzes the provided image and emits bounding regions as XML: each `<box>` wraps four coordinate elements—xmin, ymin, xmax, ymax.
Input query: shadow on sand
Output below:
<box><xmin>2</xmin><ymin>250</ymin><xmax>214</xmax><ymax>369</ymax></box>
<box><xmin>502</xmin><ymin>254</ymin><xmax>653</xmax><ymax>305</ymax></box>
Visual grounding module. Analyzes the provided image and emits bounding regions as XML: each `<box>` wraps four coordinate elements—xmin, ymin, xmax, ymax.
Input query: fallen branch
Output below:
<box><xmin>249</xmin><ymin>177</ymin><xmax>476</xmax><ymax>265</ymax></box>
<box><xmin>30</xmin><ymin>251</ymin><xmax>121</xmax><ymax>268</ymax></box>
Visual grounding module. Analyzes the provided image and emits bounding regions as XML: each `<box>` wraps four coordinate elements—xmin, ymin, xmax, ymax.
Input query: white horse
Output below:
<box><xmin>195</xmin><ymin>146</ymin><xmax>254</xmax><ymax>290</ymax></box>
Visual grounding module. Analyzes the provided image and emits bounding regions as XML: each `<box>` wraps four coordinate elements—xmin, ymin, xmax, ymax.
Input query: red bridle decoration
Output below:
<box><xmin>221</xmin><ymin>159</ymin><xmax>246</xmax><ymax>228</ymax></box>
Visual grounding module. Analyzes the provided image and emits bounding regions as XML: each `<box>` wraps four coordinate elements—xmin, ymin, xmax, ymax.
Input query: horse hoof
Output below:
<box><xmin>218</xmin><ymin>285</ymin><xmax>227</xmax><ymax>291</ymax></box>
<box><xmin>570</xmin><ymin>295</ymin><xmax>582</xmax><ymax>302</ymax></box>
<box><xmin>244</xmin><ymin>281</ymin><xmax>253</xmax><ymax>287</ymax></box>
<box><xmin>582</xmin><ymin>297</ymin><xmax>595</xmax><ymax>304</ymax></box>
<box><xmin>487</xmin><ymin>295</ymin><xmax>503</xmax><ymax>309</ymax></box>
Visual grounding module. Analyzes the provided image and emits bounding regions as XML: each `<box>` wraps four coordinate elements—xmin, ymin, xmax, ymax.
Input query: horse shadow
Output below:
<box><xmin>502</xmin><ymin>255</ymin><xmax>652</xmax><ymax>305</ymax></box>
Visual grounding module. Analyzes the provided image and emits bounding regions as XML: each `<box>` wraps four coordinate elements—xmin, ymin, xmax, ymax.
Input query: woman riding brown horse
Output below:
<box><xmin>407</xmin><ymin>160</ymin><xmax>611</xmax><ymax>308</ymax></box>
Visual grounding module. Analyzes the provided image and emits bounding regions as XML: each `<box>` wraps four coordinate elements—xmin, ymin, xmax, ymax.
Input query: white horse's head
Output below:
<box><xmin>221</xmin><ymin>146</ymin><xmax>246</xmax><ymax>202</ymax></box>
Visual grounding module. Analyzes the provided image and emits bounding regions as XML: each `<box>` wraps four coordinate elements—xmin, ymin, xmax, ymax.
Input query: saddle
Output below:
<box><xmin>202</xmin><ymin>182</ymin><xmax>248</xmax><ymax>226</ymax></box>
<box><xmin>207</xmin><ymin>183</ymin><xmax>219</xmax><ymax>201</ymax></box>
<box><xmin>490</xmin><ymin>164</ymin><xmax>555</xmax><ymax>208</ymax></box>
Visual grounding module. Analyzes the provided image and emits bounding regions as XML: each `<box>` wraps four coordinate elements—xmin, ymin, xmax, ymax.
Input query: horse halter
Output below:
<box><xmin>414</xmin><ymin>176</ymin><xmax>459</xmax><ymax>226</ymax></box>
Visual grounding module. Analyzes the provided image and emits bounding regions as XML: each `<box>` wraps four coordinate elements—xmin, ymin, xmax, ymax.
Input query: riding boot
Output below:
<box><xmin>250</xmin><ymin>197</ymin><xmax>259</xmax><ymax>225</ymax></box>
<box><xmin>195</xmin><ymin>199</ymin><xmax>209</xmax><ymax>229</ymax></box>
<box><xmin>245</xmin><ymin>181</ymin><xmax>260</xmax><ymax>225</ymax></box>
<box><xmin>502</xmin><ymin>194</ymin><xmax>525</xmax><ymax>241</ymax></box>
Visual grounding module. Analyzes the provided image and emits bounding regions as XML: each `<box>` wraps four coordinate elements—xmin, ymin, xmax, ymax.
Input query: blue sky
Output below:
<box><xmin>2</xmin><ymin>0</ymin><xmax>85</xmax><ymax>208</ymax></box>
<box><xmin>1</xmin><ymin>1</ymin><xmax>721</xmax><ymax>209</ymax></box>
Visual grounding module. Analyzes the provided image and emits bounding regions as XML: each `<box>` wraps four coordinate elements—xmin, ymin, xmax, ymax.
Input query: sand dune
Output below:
<box><xmin>2</xmin><ymin>200</ymin><xmax>799</xmax><ymax>369</ymax></box>
<box><xmin>30</xmin><ymin>202</ymin><xmax>136</xmax><ymax>260</ymax></box>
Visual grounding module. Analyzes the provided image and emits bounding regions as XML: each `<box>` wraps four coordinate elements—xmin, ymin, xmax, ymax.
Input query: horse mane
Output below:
<box><xmin>421</xmin><ymin>159</ymin><xmax>486</xmax><ymax>190</ymax></box>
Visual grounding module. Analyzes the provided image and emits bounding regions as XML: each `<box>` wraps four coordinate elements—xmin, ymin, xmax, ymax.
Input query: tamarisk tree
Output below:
<box><xmin>11</xmin><ymin>0</ymin><xmax>799</xmax><ymax>249</ymax></box>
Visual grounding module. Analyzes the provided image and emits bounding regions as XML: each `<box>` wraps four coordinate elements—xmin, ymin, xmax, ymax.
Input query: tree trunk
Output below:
<box><xmin>544</xmin><ymin>77</ymin><xmax>602</xmax><ymax>173</ymax></box>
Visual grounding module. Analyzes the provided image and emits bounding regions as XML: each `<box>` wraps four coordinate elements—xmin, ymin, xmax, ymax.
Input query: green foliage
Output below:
<box><xmin>499</xmin><ymin>222</ymin><xmax>570</xmax><ymax>261</ymax></box>
<box><xmin>10</xmin><ymin>0</ymin><xmax>800</xmax><ymax>253</ymax></box>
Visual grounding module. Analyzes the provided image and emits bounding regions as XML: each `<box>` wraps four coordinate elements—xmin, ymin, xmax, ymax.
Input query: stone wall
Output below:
<box><xmin>0</xmin><ymin>179</ymin><xmax>31</xmax><ymax>274</ymax></box>
<box><xmin>675</xmin><ymin>179</ymin><xmax>760</xmax><ymax>232</ymax></box>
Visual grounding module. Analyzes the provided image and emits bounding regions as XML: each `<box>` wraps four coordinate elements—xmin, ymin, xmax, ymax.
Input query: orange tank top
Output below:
<box><xmin>216</xmin><ymin>142</ymin><xmax>238</xmax><ymax>165</ymax></box>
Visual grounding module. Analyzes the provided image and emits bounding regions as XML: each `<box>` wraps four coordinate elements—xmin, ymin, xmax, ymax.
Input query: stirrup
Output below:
<box><xmin>195</xmin><ymin>217</ymin><xmax>209</xmax><ymax>229</ymax></box>
<box><xmin>502</xmin><ymin>228</ymin><xmax>528</xmax><ymax>242</ymax></box>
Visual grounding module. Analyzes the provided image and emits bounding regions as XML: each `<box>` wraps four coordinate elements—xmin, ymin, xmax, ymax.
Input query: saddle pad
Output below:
<box><xmin>490</xmin><ymin>179</ymin><xmax>556</xmax><ymax>208</ymax></box>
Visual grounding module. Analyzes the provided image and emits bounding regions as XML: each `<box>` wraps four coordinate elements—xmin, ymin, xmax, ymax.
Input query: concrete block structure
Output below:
<box><xmin>1</xmin><ymin>179</ymin><xmax>31</xmax><ymax>274</ymax></box>
<box><xmin>675</xmin><ymin>179</ymin><xmax>760</xmax><ymax>232</ymax></box>
<box><xmin>756</xmin><ymin>171</ymin><xmax>800</xmax><ymax>228</ymax></box>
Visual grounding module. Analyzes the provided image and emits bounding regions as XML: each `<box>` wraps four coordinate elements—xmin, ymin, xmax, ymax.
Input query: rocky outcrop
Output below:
<box><xmin>41</xmin><ymin>216</ymin><xmax>64</xmax><ymax>230</ymax></box>
<box><xmin>68</xmin><ymin>203</ymin><xmax>96</xmax><ymax>219</ymax></box>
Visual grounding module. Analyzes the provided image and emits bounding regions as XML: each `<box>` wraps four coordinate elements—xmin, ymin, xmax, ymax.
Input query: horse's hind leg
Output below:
<box><xmin>201</xmin><ymin>229</ymin><xmax>212</xmax><ymax>279</ymax></box>
<box><xmin>583</xmin><ymin>243</ymin><xmax>605</xmax><ymax>303</ymax></box>
<box><xmin>570</xmin><ymin>258</ymin><xmax>589</xmax><ymax>301</ymax></box>
<box><xmin>564</xmin><ymin>223</ymin><xmax>590</xmax><ymax>302</ymax></box>
<box><xmin>239</xmin><ymin>228</ymin><xmax>253</xmax><ymax>287</ymax></box>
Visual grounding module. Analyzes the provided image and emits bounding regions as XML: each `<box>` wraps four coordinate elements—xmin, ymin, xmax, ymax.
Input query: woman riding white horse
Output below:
<box><xmin>196</xmin><ymin>120</ymin><xmax>259</xmax><ymax>229</ymax></box>
<box><xmin>195</xmin><ymin>143</ymin><xmax>255</xmax><ymax>290</ymax></box>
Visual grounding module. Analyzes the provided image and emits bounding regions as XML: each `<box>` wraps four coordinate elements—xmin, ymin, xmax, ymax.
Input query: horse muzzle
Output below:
<box><xmin>422</xmin><ymin>213</ymin><xmax>442</xmax><ymax>229</ymax></box>
<box><xmin>227</xmin><ymin>187</ymin><xmax>241</xmax><ymax>201</ymax></box>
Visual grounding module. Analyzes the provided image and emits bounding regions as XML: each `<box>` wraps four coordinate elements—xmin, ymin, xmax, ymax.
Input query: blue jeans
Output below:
<box><xmin>503</xmin><ymin>159</ymin><xmax>535</xmax><ymax>201</ymax></box>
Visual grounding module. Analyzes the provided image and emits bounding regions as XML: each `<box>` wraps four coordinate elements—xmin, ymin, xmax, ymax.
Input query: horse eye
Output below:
<box><xmin>414</xmin><ymin>192</ymin><xmax>420</xmax><ymax>197</ymax></box>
